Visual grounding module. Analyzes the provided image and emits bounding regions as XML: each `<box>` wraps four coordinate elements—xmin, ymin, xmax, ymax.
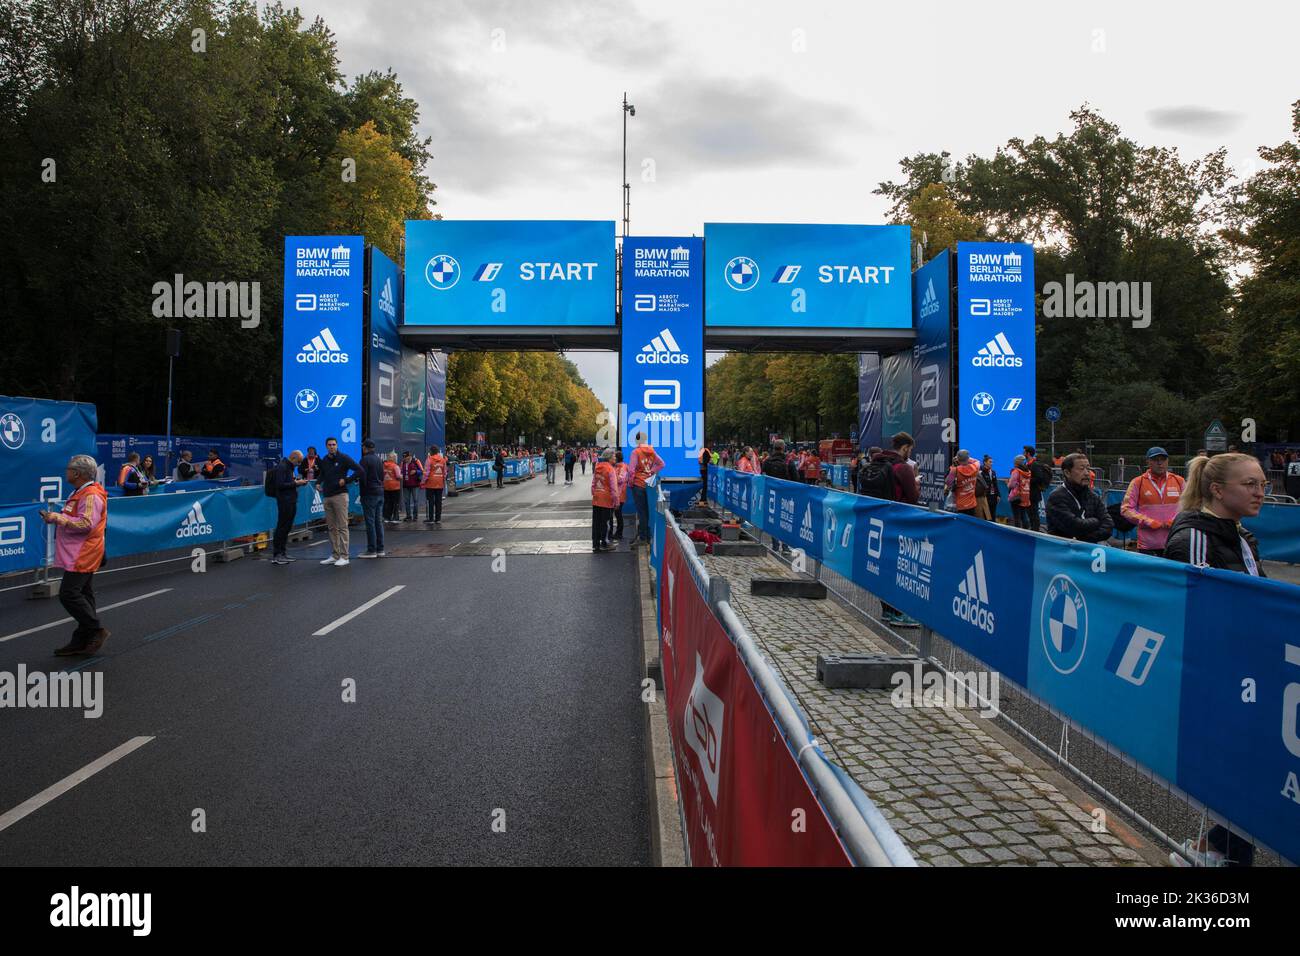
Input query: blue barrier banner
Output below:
<box><xmin>912</xmin><ymin>251</ymin><xmax>951</xmax><ymax>508</ymax></box>
<box><xmin>1245</xmin><ymin>504</ymin><xmax>1300</xmax><ymax>564</ymax></box>
<box><xmin>709</xmin><ymin>466</ymin><xmax>1300</xmax><ymax>862</ymax></box>
<box><xmin>0</xmin><ymin>396</ymin><xmax>98</xmax><ymax>505</ymax></box>
<box><xmin>703</xmin><ymin>223</ymin><xmax>911</xmax><ymax>329</ymax></box>
<box><xmin>0</xmin><ymin>501</ymin><xmax>46</xmax><ymax>574</ymax></box>
<box><xmin>97</xmin><ymin>435</ymin><xmax>281</xmax><ymax>486</ymax></box>
<box><xmin>620</xmin><ymin>236</ymin><xmax>704</xmax><ymax>479</ymax></box>
<box><xmin>282</xmin><ymin>236</ymin><xmax>366</xmax><ymax>462</ymax></box>
<box><xmin>455</xmin><ymin>460</ymin><xmax>492</xmax><ymax>485</ymax></box>
<box><xmin>956</xmin><ymin>242</ymin><xmax>1035</xmax><ymax>474</ymax></box>
<box><xmin>404</xmin><ymin>220</ymin><xmax>615</xmax><ymax>327</ymax></box>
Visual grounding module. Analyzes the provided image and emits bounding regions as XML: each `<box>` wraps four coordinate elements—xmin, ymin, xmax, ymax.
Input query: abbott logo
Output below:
<box><xmin>867</xmin><ymin>518</ymin><xmax>884</xmax><ymax>559</ymax></box>
<box><xmin>1105</xmin><ymin>624</ymin><xmax>1165</xmax><ymax>686</ymax></box>
<box><xmin>0</xmin><ymin>516</ymin><xmax>25</xmax><ymax>555</ymax></box>
<box><xmin>919</xmin><ymin>364</ymin><xmax>940</xmax><ymax>409</ymax></box>
<box><xmin>176</xmin><ymin>502</ymin><xmax>214</xmax><ymax>538</ymax></box>
<box><xmin>953</xmin><ymin>551</ymin><xmax>995</xmax><ymax>634</ymax></box>
<box><xmin>633</xmin><ymin>294</ymin><xmax>656</xmax><ymax>312</ymax></box>
<box><xmin>643</xmin><ymin>380</ymin><xmax>680</xmax><ymax>410</ymax></box>
<box><xmin>378</xmin><ymin>362</ymin><xmax>395</xmax><ymax>409</ymax></box>
<box><xmin>972</xmin><ymin>332</ymin><xmax>1022</xmax><ymax>368</ymax></box>
<box><xmin>297</xmin><ymin>328</ymin><xmax>349</xmax><ymax>364</ymax></box>
<box><xmin>637</xmin><ymin>329</ymin><xmax>689</xmax><ymax>364</ymax></box>
<box><xmin>684</xmin><ymin>652</ymin><xmax>725</xmax><ymax>803</ymax></box>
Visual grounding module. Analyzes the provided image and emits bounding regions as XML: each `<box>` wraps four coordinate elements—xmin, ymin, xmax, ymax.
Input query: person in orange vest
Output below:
<box><xmin>630</xmin><ymin>431</ymin><xmax>666</xmax><ymax>547</ymax></box>
<box><xmin>1121</xmin><ymin>447</ymin><xmax>1186</xmax><ymax>557</ymax></box>
<box><xmin>118</xmin><ymin>452</ymin><xmax>146</xmax><ymax>496</ymax></box>
<box><xmin>423</xmin><ymin>444</ymin><xmax>448</xmax><ymax>524</ymax></box>
<box><xmin>1007</xmin><ymin>455</ymin><xmax>1034</xmax><ymax>529</ymax></box>
<box><xmin>201</xmin><ymin>448</ymin><xmax>225</xmax><ymax>479</ymax></box>
<box><xmin>40</xmin><ymin>454</ymin><xmax>110</xmax><ymax>656</ymax></box>
<box><xmin>591</xmin><ymin>449</ymin><xmax>617</xmax><ymax>552</ymax></box>
<box><xmin>803</xmin><ymin>451</ymin><xmax>822</xmax><ymax>485</ymax></box>
<box><xmin>736</xmin><ymin>445</ymin><xmax>758</xmax><ymax>474</ymax></box>
<box><xmin>944</xmin><ymin>449</ymin><xmax>981</xmax><ymax>517</ymax></box>
<box><xmin>382</xmin><ymin>452</ymin><xmax>402</xmax><ymax>524</ymax></box>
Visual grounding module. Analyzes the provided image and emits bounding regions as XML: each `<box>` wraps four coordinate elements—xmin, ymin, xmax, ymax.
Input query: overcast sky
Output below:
<box><xmin>307</xmin><ymin>0</ymin><xmax>1298</xmax><ymax>415</ymax></box>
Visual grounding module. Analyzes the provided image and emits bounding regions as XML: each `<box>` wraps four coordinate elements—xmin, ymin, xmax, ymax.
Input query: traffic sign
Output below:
<box><xmin>1046</xmin><ymin>406</ymin><xmax>1061</xmax><ymax>423</ymax></box>
<box><xmin>1205</xmin><ymin>420</ymin><xmax>1227</xmax><ymax>452</ymax></box>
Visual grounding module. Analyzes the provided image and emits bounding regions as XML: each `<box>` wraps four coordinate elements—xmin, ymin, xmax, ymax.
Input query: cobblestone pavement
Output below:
<box><xmin>698</xmin><ymin>551</ymin><xmax>1166</xmax><ymax>867</ymax></box>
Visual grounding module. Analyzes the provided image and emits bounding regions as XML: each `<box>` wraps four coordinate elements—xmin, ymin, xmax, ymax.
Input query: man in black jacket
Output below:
<box><xmin>1024</xmin><ymin>445</ymin><xmax>1051</xmax><ymax>532</ymax></box>
<box><xmin>493</xmin><ymin>448</ymin><xmax>506</xmax><ymax>488</ymax></box>
<box><xmin>357</xmin><ymin>439</ymin><xmax>386</xmax><ymax>558</ymax></box>
<box><xmin>1046</xmin><ymin>453</ymin><xmax>1113</xmax><ymax>542</ymax></box>
<box><xmin>317</xmin><ymin>437</ymin><xmax>361</xmax><ymax>566</ymax></box>
<box><xmin>271</xmin><ymin>450</ymin><xmax>306</xmax><ymax>565</ymax></box>
<box><xmin>761</xmin><ymin>440</ymin><xmax>792</xmax><ymax>480</ymax></box>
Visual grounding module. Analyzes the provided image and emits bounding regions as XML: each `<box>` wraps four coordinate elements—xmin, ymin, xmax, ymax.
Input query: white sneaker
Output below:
<box><xmin>334</xmin><ymin>558</ymin><xmax>350</xmax><ymax>567</ymax></box>
<box><xmin>320</xmin><ymin>556</ymin><xmax>337</xmax><ymax>565</ymax></box>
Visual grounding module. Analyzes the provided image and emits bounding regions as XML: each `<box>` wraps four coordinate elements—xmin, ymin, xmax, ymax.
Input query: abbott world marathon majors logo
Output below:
<box><xmin>176</xmin><ymin>501</ymin><xmax>214</xmax><ymax>539</ymax></box>
<box><xmin>684</xmin><ymin>652</ymin><xmax>725</xmax><ymax>804</ymax></box>
<box><xmin>1041</xmin><ymin>574</ymin><xmax>1088</xmax><ymax>674</ymax></box>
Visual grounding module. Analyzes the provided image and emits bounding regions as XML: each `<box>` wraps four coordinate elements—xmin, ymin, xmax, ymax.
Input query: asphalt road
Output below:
<box><xmin>0</xmin><ymin>471</ymin><xmax>649</xmax><ymax>865</ymax></box>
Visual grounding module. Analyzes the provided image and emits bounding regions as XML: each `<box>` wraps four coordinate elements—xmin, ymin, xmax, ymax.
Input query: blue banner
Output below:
<box><xmin>0</xmin><ymin>396</ymin><xmax>98</xmax><ymax>505</ymax></box>
<box><xmin>367</xmin><ymin>246</ymin><xmax>404</xmax><ymax>455</ymax></box>
<box><xmin>97</xmin><ymin>435</ymin><xmax>280</xmax><ymax>486</ymax></box>
<box><xmin>857</xmin><ymin>353</ymin><xmax>882</xmax><ymax>454</ymax></box>
<box><xmin>424</xmin><ymin>351</ymin><xmax>447</xmax><ymax>450</ymax></box>
<box><xmin>620</xmin><ymin>236</ymin><xmax>704</xmax><ymax>479</ymax></box>
<box><xmin>404</xmin><ymin>220</ymin><xmax>615</xmax><ymax>327</ymax></box>
<box><xmin>912</xmin><ymin>251</ymin><xmax>951</xmax><ymax>508</ymax></box>
<box><xmin>282</xmin><ymin>235</ymin><xmax>366</xmax><ymax>462</ymax></box>
<box><xmin>710</xmin><ymin>465</ymin><xmax>1300</xmax><ymax>864</ymax></box>
<box><xmin>956</xmin><ymin>242</ymin><xmax>1036</xmax><ymax>473</ymax></box>
<box><xmin>0</xmin><ymin>501</ymin><xmax>46</xmax><ymax>574</ymax></box>
<box><xmin>881</xmin><ymin>352</ymin><xmax>912</xmax><ymax>441</ymax></box>
<box><xmin>703</xmin><ymin>224</ymin><xmax>911</xmax><ymax>329</ymax></box>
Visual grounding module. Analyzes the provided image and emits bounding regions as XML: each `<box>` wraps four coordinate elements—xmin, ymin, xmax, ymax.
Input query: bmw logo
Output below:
<box><xmin>1040</xmin><ymin>574</ymin><xmax>1088</xmax><ymax>675</ymax></box>
<box><xmin>0</xmin><ymin>412</ymin><xmax>25</xmax><ymax>450</ymax></box>
<box><xmin>425</xmin><ymin>254</ymin><xmax>461</xmax><ymax>290</ymax></box>
<box><xmin>971</xmin><ymin>391</ymin><xmax>995</xmax><ymax>417</ymax></box>
<box><xmin>295</xmin><ymin>388</ymin><xmax>320</xmax><ymax>413</ymax></box>
<box><xmin>724</xmin><ymin>256</ymin><xmax>759</xmax><ymax>292</ymax></box>
<box><xmin>824</xmin><ymin>508</ymin><xmax>838</xmax><ymax>552</ymax></box>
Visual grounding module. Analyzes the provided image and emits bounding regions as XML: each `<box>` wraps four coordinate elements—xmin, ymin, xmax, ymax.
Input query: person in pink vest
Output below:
<box><xmin>1120</xmin><ymin>447</ymin><xmax>1186</xmax><ymax>557</ymax></box>
<box><xmin>39</xmin><ymin>454</ymin><xmax>110</xmax><ymax>656</ymax></box>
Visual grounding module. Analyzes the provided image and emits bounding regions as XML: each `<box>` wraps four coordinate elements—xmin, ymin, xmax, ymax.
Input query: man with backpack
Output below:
<box><xmin>858</xmin><ymin>433</ymin><xmax>920</xmax><ymax>628</ymax></box>
<box><xmin>544</xmin><ymin>445</ymin><xmax>558</xmax><ymax>484</ymax></box>
<box><xmin>1024</xmin><ymin>445</ymin><xmax>1052</xmax><ymax>532</ymax></box>
<box><xmin>762</xmin><ymin>440</ymin><xmax>793</xmax><ymax>480</ymax></box>
<box><xmin>268</xmin><ymin>450</ymin><xmax>306</xmax><ymax>565</ymax></box>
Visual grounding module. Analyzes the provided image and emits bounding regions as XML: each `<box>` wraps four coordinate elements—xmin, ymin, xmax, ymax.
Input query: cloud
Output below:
<box><xmin>1146</xmin><ymin>106</ymin><xmax>1245</xmax><ymax>137</ymax></box>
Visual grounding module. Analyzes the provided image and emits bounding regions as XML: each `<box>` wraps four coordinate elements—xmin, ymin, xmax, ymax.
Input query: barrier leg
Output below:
<box><xmin>28</xmin><ymin>518</ymin><xmax>60</xmax><ymax>599</ymax></box>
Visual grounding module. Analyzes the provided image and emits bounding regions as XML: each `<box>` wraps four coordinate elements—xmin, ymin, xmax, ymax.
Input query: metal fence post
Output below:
<box><xmin>918</xmin><ymin>623</ymin><xmax>933</xmax><ymax>661</ymax></box>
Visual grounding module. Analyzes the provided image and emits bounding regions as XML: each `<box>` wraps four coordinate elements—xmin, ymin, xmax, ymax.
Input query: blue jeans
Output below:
<box><xmin>362</xmin><ymin>495</ymin><xmax>384</xmax><ymax>552</ymax></box>
<box><xmin>632</xmin><ymin>484</ymin><xmax>650</xmax><ymax>541</ymax></box>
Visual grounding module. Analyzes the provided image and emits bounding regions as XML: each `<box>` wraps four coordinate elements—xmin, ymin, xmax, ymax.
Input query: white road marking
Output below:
<box><xmin>0</xmin><ymin>736</ymin><xmax>155</xmax><ymax>834</ymax></box>
<box><xmin>470</xmin><ymin>537</ymin><xmax>483</xmax><ymax>544</ymax></box>
<box><xmin>0</xmin><ymin>589</ymin><xmax>173</xmax><ymax>644</ymax></box>
<box><xmin>312</xmin><ymin>585</ymin><xmax>406</xmax><ymax>636</ymax></box>
<box><xmin>298</xmin><ymin>539</ymin><xmax>330</xmax><ymax>548</ymax></box>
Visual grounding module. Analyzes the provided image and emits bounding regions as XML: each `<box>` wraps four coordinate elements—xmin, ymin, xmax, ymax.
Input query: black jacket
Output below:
<box><xmin>982</xmin><ymin>466</ymin><xmax>1000</xmax><ymax>501</ymax></box>
<box><xmin>1165</xmin><ymin>510</ymin><xmax>1266</xmax><ymax>576</ymax></box>
<box><xmin>358</xmin><ymin>452</ymin><xmax>385</xmax><ymax>497</ymax></box>
<box><xmin>274</xmin><ymin>458</ymin><xmax>299</xmax><ymax>501</ymax></box>
<box><xmin>1046</xmin><ymin>480</ymin><xmax>1113</xmax><ymax>542</ymax></box>
<box><xmin>317</xmin><ymin>451</ymin><xmax>360</xmax><ymax>498</ymax></box>
<box><xmin>761</xmin><ymin>454</ymin><xmax>792</xmax><ymax>481</ymax></box>
<box><xmin>493</xmin><ymin>452</ymin><xmax>506</xmax><ymax>471</ymax></box>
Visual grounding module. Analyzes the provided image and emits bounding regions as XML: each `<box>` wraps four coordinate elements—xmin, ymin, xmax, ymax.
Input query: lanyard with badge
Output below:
<box><xmin>1239</xmin><ymin>535</ymin><xmax>1260</xmax><ymax>576</ymax></box>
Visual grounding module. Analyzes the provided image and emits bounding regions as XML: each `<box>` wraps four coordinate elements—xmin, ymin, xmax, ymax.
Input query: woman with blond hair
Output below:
<box><xmin>1165</xmin><ymin>453</ymin><xmax>1267</xmax><ymax>869</ymax></box>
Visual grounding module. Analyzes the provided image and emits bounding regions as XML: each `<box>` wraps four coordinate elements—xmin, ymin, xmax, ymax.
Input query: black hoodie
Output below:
<box><xmin>1165</xmin><ymin>509</ymin><xmax>1265</xmax><ymax>576</ymax></box>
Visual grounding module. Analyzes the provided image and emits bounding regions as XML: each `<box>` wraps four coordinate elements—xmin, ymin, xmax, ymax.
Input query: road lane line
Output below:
<box><xmin>470</xmin><ymin>537</ymin><xmax>483</xmax><ymax>544</ymax></box>
<box><xmin>0</xmin><ymin>736</ymin><xmax>155</xmax><ymax>834</ymax></box>
<box><xmin>0</xmin><ymin>589</ymin><xmax>173</xmax><ymax>644</ymax></box>
<box><xmin>312</xmin><ymin>585</ymin><xmax>406</xmax><ymax>636</ymax></box>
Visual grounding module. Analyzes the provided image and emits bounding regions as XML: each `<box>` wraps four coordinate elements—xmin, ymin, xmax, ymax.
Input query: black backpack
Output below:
<box><xmin>263</xmin><ymin>464</ymin><xmax>278</xmax><ymax>498</ymax></box>
<box><xmin>856</xmin><ymin>459</ymin><xmax>897</xmax><ymax>500</ymax></box>
<box><xmin>1107</xmin><ymin>501</ymin><xmax>1136</xmax><ymax>533</ymax></box>
<box><xmin>1030</xmin><ymin>459</ymin><xmax>1052</xmax><ymax>492</ymax></box>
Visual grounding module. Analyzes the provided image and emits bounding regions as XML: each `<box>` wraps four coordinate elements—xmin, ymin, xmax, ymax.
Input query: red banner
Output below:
<box><xmin>659</xmin><ymin>528</ymin><xmax>851</xmax><ymax>866</ymax></box>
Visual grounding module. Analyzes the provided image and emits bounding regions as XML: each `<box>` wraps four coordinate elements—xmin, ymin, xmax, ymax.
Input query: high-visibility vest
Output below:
<box><xmin>592</xmin><ymin>461</ymin><xmax>615</xmax><ymax>508</ymax></box>
<box><xmin>423</xmin><ymin>455</ymin><xmax>447</xmax><ymax>489</ymax></box>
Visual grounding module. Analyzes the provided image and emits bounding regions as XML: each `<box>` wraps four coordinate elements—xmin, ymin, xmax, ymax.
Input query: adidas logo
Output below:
<box><xmin>920</xmin><ymin>277</ymin><xmax>940</xmax><ymax>317</ymax></box>
<box><xmin>310</xmin><ymin>488</ymin><xmax>324</xmax><ymax>515</ymax></box>
<box><xmin>297</xmin><ymin>328</ymin><xmax>349</xmax><ymax>364</ymax></box>
<box><xmin>799</xmin><ymin>502</ymin><xmax>814</xmax><ymax>543</ymax></box>
<box><xmin>636</xmin><ymin>329</ymin><xmax>689</xmax><ymax>365</ymax></box>
<box><xmin>971</xmin><ymin>332</ymin><xmax>1022</xmax><ymax>368</ymax></box>
<box><xmin>378</xmin><ymin>278</ymin><xmax>396</xmax><ymax>317</ymax></box>
<box><xmin>952</xmin><ymin>551</ymin><xmax>995</xmax><ymax>634</ymax></box>
<box><xmin>176</xmin><ymin>501</ymin><xmax>214</xmax><ymax>538</ymax></box>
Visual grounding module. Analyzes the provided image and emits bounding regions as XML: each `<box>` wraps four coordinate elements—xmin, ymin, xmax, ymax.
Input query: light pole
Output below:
<box><xmin>165</xmin><ymin>329</ymin><xmax>181</xmax><ymax>479</ymax></box>
<box><xmin>619</xmin><ymin>93</ymin><xmax>635</xmax><ymax>306</ymax></box>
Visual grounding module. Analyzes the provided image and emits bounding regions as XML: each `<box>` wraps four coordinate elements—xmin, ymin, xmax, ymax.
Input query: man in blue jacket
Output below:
<box><xmin>271</xmin><ymin>450</ymin><xmax>307</xmax><ymax>565</ymax></box>
<box><xmin>357</xmin><ymin>439</ymin><xmax>387</xmax><ymax>558</ymax></box>
<box><xmin>317</xmin><ymin>437</ymin><xmax>360</xmax><ymax>567</ymax></box>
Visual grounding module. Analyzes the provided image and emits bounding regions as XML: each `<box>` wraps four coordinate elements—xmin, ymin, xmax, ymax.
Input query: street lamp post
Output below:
<box><xmin>619</xmin><ymin>93</ymin><xmax>635</xmax><ymax>306</ymax></box>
